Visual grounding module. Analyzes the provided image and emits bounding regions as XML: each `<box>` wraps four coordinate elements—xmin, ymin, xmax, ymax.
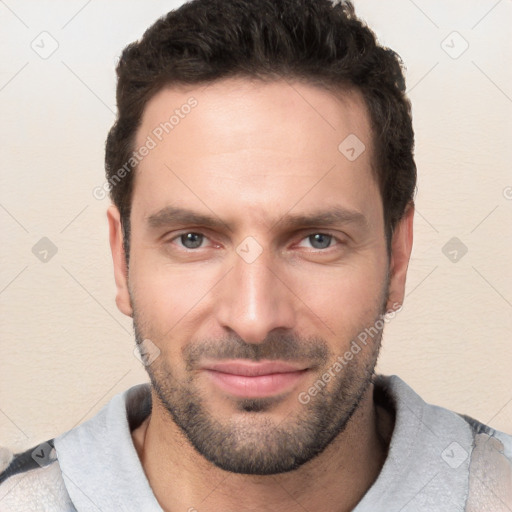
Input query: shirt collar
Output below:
<box><xmin>54</xmin><ymin>383</ymin><xmax>162</xmax><ymax>511</ymax></box>
<box><xmin>54</xmin><ymin>376</ymin><xmax>473</xmax><ymax>511</ymax></box>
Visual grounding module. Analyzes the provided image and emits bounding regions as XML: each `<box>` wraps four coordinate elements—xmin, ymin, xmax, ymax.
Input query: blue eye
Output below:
<box><xmin>305</xmin><ymin>233</ymin><xmax>333</xmax><ymax>249</ymax></box>
<box><xmin>178</xmin><ymin>232</ymin><xmax>205</xmax><ymax>249</ymax></box>
<box><xmin>308</xmin><ymin>233</ymin><xmax>332</xmax><ymax>249</ymax></box>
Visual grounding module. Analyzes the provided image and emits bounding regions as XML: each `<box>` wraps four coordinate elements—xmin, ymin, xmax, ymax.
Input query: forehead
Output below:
<box><xmin>131</xmin><ymin>78</ymin><xmax>379</xmax><ymax>226</ymax></box>
<box><xmin>135</xmin><ymin>78</ymin><xmax>372</xmax><ymax>159</ymax></box>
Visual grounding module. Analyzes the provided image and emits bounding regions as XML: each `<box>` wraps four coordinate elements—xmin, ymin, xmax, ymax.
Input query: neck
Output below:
<box><xmin>132</xmin><ymin>382</ymin><xmax>393</xmax><ymax>512</ymax></box>
<box><xmin>132</xmin><ymin>385</ymin><xmax>393</xmax><ymax>512</ymax></box>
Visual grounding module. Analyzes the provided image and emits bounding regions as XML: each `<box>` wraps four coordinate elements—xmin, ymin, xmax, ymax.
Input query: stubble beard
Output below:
<box><xmin>132</xmin><ymin>289</ymin><xmax>388</xmax><ymax>475</ymax></box>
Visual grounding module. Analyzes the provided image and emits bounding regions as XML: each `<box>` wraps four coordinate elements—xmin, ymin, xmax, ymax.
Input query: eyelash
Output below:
<box><xmin>166</xmin><ymin>231</ymin><xmax>343</xmax><ymax>251</ymax></box>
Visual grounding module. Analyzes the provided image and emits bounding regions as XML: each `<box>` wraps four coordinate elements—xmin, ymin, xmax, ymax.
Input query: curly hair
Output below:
<box><xmin>105</xmin><ymin>0</ymin><xmax>416</xmax><ymax>258</ymax></box>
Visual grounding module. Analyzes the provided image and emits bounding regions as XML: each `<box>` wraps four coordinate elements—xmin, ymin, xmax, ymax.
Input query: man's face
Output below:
<box><xmin>109</xmin><ymin>79</ymin><xmax>410</xmax><ymax>474</ymax></box>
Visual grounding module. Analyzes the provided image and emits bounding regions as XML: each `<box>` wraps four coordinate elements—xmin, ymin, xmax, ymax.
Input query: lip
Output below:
<box><xmin>201</xmin><ymin>360</ymin><xmax>310</xmax><ymax>398</ymax></box>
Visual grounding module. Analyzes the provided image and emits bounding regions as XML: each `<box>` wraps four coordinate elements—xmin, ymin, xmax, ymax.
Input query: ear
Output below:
<box><xmin>107</xmin><ymin>205</ymin><xmax>133</xmax><ymax>317</ymax></box>
<box><xmin>386</xmin><ymin>203</ymin><xmax>414</xmax><ymax>312</ymax></box>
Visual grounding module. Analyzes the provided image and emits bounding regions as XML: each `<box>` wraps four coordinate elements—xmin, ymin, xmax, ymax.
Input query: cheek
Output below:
<box><xmin>289</xmin><ymin>258</ymin><xmax>387</xmax><ymax>335</ymax></box>
<box><xmin>130</xmin><ymin>256</ymin><xmax>222</xmax><ymax>336</ymax></box>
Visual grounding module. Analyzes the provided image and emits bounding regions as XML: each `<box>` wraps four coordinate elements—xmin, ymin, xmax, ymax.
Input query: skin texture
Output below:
<box><xmin>108</xmin><ymin>79</ymin><xmax>414</xmax><ymax>511</ymax></box>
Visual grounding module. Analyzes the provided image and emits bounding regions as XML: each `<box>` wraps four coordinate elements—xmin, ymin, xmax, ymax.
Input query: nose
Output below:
<box><xmin>215</xmin><ymin>247</ymin><xmax>297</xmax><ymax>344</ymax></box>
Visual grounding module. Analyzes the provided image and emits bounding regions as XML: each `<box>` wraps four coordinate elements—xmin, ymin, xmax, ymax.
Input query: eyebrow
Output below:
<box><xmin>274</xmin><ymin>207</ymin><xmax>368</xmax><ymax>231</ymax></box>
<box><xmin>146</xmin><ymin>206</ymin><xmax>368</xmax><ymax>232</ymax></box>
<box><xmin>147</xmin><ymin>207</ymin><xmax>229</xmax><ymax>231</ymax></box>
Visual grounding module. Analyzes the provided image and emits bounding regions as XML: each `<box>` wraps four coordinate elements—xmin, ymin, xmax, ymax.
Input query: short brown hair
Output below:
<box><xmin>105</xmin><ymin>0</ymin><xmax>416</xmax><ymax>259</ymax></box>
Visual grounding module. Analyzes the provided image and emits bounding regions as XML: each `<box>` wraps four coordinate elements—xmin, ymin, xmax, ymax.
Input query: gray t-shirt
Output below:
<box><xmin>1</xmin><ymin>375</ymin><xmax>511</xmax><ymax>511</ymax></box>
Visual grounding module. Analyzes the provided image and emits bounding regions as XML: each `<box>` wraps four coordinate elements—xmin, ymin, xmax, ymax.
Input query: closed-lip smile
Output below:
<box><xmin>201</xmin><ymin>360</ymin><xmax>310</xmax><ymax>398</ymax></box>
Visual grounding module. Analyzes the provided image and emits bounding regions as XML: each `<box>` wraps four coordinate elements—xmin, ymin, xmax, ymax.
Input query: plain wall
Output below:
<box><xmin>1</xmin><ymin>0</ymin><xmax>511</xmax><ymax>452</ymax></box>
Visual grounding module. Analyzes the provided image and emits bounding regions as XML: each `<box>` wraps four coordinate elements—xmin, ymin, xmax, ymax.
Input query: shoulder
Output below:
<box><xmin>0</xmin><ymin>441</ymin><xmax>75</xmax><ymax>511</ymax></box>
<box><xmin>460</xmin><ymin>415</ymin><xmax>512</xmax><ymax>511</ymax></box>
<box><xmin>460</xmin><ymin>412</ymin><xmax>512</xmax><ymax>458</ymax></box>
<box><xmin>375</xmin><ymin>374</ymin><xmax>512</xmax><ymax>508</ymax></box>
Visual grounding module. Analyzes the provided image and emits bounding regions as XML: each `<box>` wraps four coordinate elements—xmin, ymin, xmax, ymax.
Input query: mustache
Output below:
<box><xmin>183</xmin><ymin>330</ymin><xmax>331</xmax><ymax>370</ymax></box>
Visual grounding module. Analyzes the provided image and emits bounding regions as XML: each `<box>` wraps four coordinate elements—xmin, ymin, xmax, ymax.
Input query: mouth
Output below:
<box><xmin>200</xmin><ymin>360</ymin><xmax>310</xmax><ymax>398</ymax></box>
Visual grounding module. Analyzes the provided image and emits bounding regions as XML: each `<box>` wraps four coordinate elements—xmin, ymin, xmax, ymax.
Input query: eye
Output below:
<box><xmin>297</xmin><ymin>233</ymin><xmax>336</xmax><ymax>250</ymax></box>
<box><xmin>174</xmin><ymin>232</ymin><xmax>207</xmax><ymax>249</ymax></box>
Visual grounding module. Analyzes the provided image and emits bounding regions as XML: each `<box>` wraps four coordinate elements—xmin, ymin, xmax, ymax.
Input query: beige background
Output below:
<box><xmin>1</xmin><ymin>0</ymin><xmax>511</xmax><ymax>453</ymax></box>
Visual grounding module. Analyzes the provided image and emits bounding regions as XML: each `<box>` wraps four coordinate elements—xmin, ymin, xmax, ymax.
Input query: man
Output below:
<box><xmin>1</xmin><ymin>0</ymin><xmax>510</xmax><ymax>510</ymax></box>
